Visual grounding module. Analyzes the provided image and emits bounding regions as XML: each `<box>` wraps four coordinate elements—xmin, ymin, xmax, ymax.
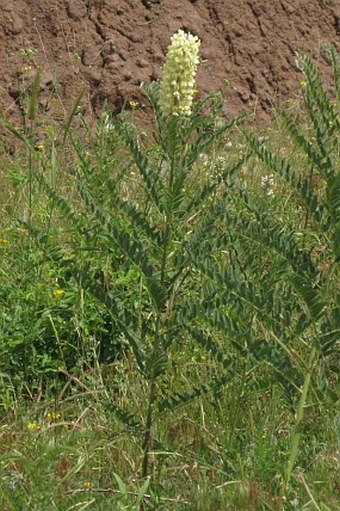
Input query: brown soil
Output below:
<box><xmin>0</xmin><ymin>0</ymin><xmax>339</xmax><ymax>128</ymax></box>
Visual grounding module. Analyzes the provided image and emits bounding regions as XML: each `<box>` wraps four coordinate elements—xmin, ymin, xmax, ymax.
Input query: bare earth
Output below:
<box><xmin>0</xmin><ymin>0</ymin><xmax>339</xmax><ymax>127</ymax></box>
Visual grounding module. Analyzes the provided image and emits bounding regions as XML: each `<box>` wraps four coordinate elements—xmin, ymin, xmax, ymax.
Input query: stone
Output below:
<box><xmin>123</xmin><ymin>70</ymin><xmax>132</xmax><ymax>81</ymax></box>
<box><xmin>101</xmin><ymin>39</ymin><xmax>116</xmax><ymax>58</ymax></box>
<box><xmin>67</xmin><ymin>0</ymin><xmax>87</xmax><ymax>21</ymax></box>
<box><xmin>41</xmin><ymin>70</ymin><xmax>54</xmax><ymax>88</ymax></box>
<box><xmin>136</xmin><ymin>58</ymin><xmax>149</xmax><ymax>68</ymax></box>
<box><xmin>81</xmin><ymin>46</ymin><xmax>104</xmax><ymax>67</ymax></box>
<box><xmin>84</xmin><ymin>69</ymin><xmax>102</xmax><ymax>86</ymax></box>
<box><xmin>11</xmin><ymin>13</ymin><xmax>23</xmax><ymax>34</ymax></box>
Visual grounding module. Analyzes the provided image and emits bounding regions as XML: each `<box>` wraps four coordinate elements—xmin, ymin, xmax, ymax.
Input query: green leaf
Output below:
<box><xmin>290</xmin><ymin>274</ymin><xmax>325</xmax><ymax>321</ymax></box>
<box><xmin>158</xmin><ymin>375</ymin><xmax>229</xmax><ymax>413</ymax></box>
<box><xmin>113</xmin><ymin>473</ymin><xmax>127</xmax><ymax>496</ymax></box>
<box><xmin>61</xmin><ymin>88</ymin><xmax>84</xmax><ymax>144</ymax></box>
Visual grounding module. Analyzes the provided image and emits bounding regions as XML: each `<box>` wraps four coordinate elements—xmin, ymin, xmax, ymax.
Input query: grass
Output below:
<box><xmin>0</xmin><ymin>365</ymin><xmax>338</xmax><ymax>510</ymax></box>
<box><xmin>0</xmin><ymin>45</ymin><xmax>339</xmax><ymax>510</ymax></box>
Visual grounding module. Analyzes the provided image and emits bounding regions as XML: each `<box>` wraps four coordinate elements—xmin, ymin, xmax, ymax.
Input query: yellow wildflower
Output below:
<box><xmin>129</xmin><ymin>100</ymin><xmax>139</xmax><ymax>110</ymax></box>
<box><xmin>28</xmin><ymin>422</ymin><xmax>40</xmax><ymax>430</ymax></box>
<box><xmin>46</xmin><ymin>412</ymin><xmax>61</xmax><ymax>421</ymax></box>
<box><xmin>53</xmin><ymin>288</ymin><xmax>65</xmax><ymax>299</ymax></box>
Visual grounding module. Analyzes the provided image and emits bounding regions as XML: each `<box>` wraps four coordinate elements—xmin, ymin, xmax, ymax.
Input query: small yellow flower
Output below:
<box><xmin>53</xmin><ymin>288</ymin><xmax>65</xmax><ymax>299</ymax></box>
<box><xmin>35</xmin><ymin>144</ymin><xmax>45</xmax><ymax>152</ymax></box>
<box><xmin>0</xmin><ymin>239</ymin><xmax>8</xmax><ymax>244</ymax></box>
<box><xmin>300</xmin><ymin>80</ymin><xmax>307</xmax><ymax>89</ymax></box>
<box><xmin>129</xmin><ymin>100</ymin><xmax>139</xmax><ymax>110</ymax></box>
<box><xmin>22</xmin><ymin>65</ymin><xmax>32</xmax><ymax>73</ymax></box>
<box><xmin>83</xmin><ymin>481</ymin><xmax>93</xmax><ymax>488</ymax></box>
<box><xmin>28</xmin><ymin>422</ymin><xmax>40</xmax><ymax>430</ymax></box>
<box><xmin>114</xmin><ymin>362</ymin><xmax>125</xmax><ymax>371</ymax></box>
<box><xmin>47</xmin><ymin>412</ymin><xmax>61</xmax><ymax>421</ymax></box>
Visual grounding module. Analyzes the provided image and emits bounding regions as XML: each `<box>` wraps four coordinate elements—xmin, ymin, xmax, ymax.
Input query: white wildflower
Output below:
<box><xmin>261</xmin><ymin>174</ymin><xmax>275</xmax><ymax>196</ymax></box>
<box><xmin>159</xmin><ymin>29</ymin><xmax>201</xmax><ymax>118</ymax></box>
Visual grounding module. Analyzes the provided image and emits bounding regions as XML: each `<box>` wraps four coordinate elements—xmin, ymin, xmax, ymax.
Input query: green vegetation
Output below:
<box><xmin>0</xmin><ymin>43</ymin><xmax>339</xmax><ymax>510</ymax></box>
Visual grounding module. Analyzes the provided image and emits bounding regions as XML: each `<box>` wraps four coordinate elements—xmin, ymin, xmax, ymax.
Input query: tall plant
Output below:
<box><xmin>38</xmin><ymin>29</ymin><xmax>247</xmax><ymax>478</ymax></box>
<box><xmin>3</xmin><ymin>30</ymin><xmax>338</xmax><ymax>505</ymax></box>
<box><xmin>243</xmin><ymin>44</ymin><xmax>340</xmax><ymax>504</ymax></box>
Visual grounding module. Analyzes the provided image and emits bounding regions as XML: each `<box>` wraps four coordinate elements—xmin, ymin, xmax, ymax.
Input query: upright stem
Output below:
<box><xmin>280</xmin><ymin>345</ymin><xmax>317</xmax><ymax>506</ymax></box>
<box><xmin>24</xmin><ymin>121</ymin><xmax>35</xmax><ymax>380</ymax></box>
<box><xmin>141</xmin><ymin>377</ymin><xmax>157</xmax><ymax>479</ymax></box>
<box><xmin>141</xmin><ymin>210</ymin><xmax>172</xmax><ymax>479</ymax></box>
<box><xmin>141</xmin><ymin>142</ymin><xmax>177</xmax><ymax>478</ymax></box>
<box><xmin>27</xmin><ymin>116</ymin><xmax>36</xmax><ymax>246</ymax></box>
<box><xmin>228</xmin><ymin>362</ymin><xmax>246</xmax><ymax>450</ymax></box>
<box><xmin>141</xmin><ymin>124</ymin><xmax>180</xmax><ymax>479</ymax></box>
<box><xmin>28</xmin><ymin>145</ymin><xmax>33</xmax><ymax>244</ymax></box>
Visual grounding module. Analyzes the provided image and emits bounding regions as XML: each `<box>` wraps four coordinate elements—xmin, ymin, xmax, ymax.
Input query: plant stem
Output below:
<box><xmin>228</xmin><ymin>362</ymin><xmax>246</xmax><ymax>450</ymax></box>
<box><xmin>141</xmin><ymin>377</ymin><xmax>157</xmax><ymax>479</ymax></box>
<box><xmin>28</xmin><ymin>143</ymin><xmax>33</xmax><ymax>244</ymax></box>
<box><xmin>141</xmin><ymin>147</ymin><xmax>175</xmax><ymax>478</ymax></box>
<box><xmin>280</xmin><ymin>345</ymin><xmax>317</xmax><ymax>505</ymax></box>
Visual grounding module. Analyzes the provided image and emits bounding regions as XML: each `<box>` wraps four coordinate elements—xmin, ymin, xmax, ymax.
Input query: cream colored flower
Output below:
<box><xmin>159</xmin><ymin>29</ymin><xmax>201</xmax><ymax>118</ymax></box>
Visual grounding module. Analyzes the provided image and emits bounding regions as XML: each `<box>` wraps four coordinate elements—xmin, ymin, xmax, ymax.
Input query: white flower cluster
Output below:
<box><xmin>159</xmin><ymin>29</ymin><xmax>201</xmax><ymax>118</ymax></box>
<box><xmin>261</xmin><ymin>174</ymin><xmax>275</xmax><ymax>196</ymax></box>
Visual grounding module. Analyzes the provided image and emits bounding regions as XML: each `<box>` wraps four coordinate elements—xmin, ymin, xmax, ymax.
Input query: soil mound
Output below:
<box><xmin>0</xmin><ymin>0</ymin><xmax>339</xmax><ymax>126</ymax></box>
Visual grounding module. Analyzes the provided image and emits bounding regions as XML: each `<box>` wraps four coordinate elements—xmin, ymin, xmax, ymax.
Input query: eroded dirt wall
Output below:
<box><xmin>0</xmin><ymin>0</ymin><xmax>339</xmax><ymax>126</ymax></box>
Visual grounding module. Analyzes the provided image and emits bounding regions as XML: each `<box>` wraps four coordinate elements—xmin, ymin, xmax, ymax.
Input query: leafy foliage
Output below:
<box><xmin>0</xmin><ymin>45</ymin><xmax>339</xmax><ymax>509</ymax></box>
